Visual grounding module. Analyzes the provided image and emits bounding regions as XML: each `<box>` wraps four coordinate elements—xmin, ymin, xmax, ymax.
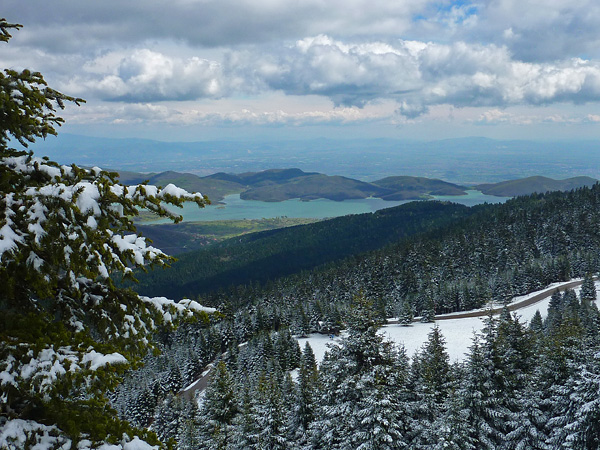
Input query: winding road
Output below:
<box><xmin>180</xmin><ymin>278</ymin><xmax>590</xmax><ymax>398</ymax></box>
<box><xmin>382</xmin><ymin>278</ymin><xmax>588</xmax><ymax>324</ymax></box>
<box><xmin>432</xmin><ymin>278</ymin><xmax>588</xmax><ymax>321</ymax></box>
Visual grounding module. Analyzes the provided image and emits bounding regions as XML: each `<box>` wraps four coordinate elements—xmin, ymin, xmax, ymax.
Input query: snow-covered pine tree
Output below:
<box><xmin>560</xmin><ymin>349</ymin><xmax>600</xmax><ymax>450</ymax></box>
<box><xmin>399</xmin><ymin>297</ymin><xmax>414</xmax><ymax>326</ymax></box>
<box><xmin>456</xmin><ymin>315</ymin><xmax>510</xmax><ymax>450</ymax></box>
<box><xmin>197</xmin><ymin>361</ymin><xmax>239</xmax><ymax>449</ymax></box>
<box><xmin>0</xmin><ymin>18</ymin><xmax>213</xmax><ymax>449</ymax></box>
<box><xmin>529</xmin><ymin>310</ymin><xmax>544</xmax><ymax>337</ymax></box>
<box><xmin>504</xmin><ymin>369</ymin><xmax>550</xmax><ymax>450</ymax></box>
<box><xmin>420</xmin><ymin>295</ymin><xmax>436</xmax><ymax>323</ymax></box>
<box><xmin>408</xmin><ymin>326</ymin><xmax>452</xmax><ymax>448</ymax></box>
<box><xmin>293</xmin><ymin>342</ymin><xmax>318</xmax><ymax>434</ymax></box>
<box><xmin>544</xmin><ymin>289</ymin><xmax>564</xmax><ymax>334</ymax></box>
<box><xmin>310</xmin><ymin>296</ymin><xmax>410</xmax><ymax>449</ymax></box>
<box><xmin>580</xmin><ymin>272</ymin><xmax>597</xmax><ymax>303</ymax></box>
<box><xmin>432</xmin><ymin>371</ymin><xmax>478</xmax><ymax>450</ymax></box>
<box><xmin>253</xmin><ymin>369</ymin><xmax>290</xmax><ymax>450</ymax></box>
<box><xmin>152</xmin><ymin>394</ymin><xmax>185</xmax><ymax>446</ymax></box>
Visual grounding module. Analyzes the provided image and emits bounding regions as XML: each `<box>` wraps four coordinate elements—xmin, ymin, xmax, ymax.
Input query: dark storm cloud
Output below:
<box><xmin>2</xmin><ymin>0</ymin><xmax>427</xmax><ymax>52</ymax></box>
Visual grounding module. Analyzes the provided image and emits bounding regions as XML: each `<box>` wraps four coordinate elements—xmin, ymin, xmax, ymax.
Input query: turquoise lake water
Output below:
<box><xmin>146</xmin><ymin>190</ymin><xmax>510</xmax><ymax>224</ymax></box>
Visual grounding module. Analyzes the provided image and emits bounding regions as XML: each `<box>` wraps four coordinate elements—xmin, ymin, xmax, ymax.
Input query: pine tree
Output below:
<box><xmin>529</xmin><ymin>310</ymin><xmax>544</xmax><ymax>336</ymax></box>
<box><xmin>230</xmin><ymin>385</ymin><xmax>257</xmax><ymax>450</ymax></box>
<box><xmin>294</xmin><ymin>343</ymin><xmax>318</xmax><ymax>433</ymax></box>
<box><xmin>457</xmin><ymin>316</ymin><xmax>511</xmax><ymax>450</ymax></box>
<box><xmin>253</xmin><ymin>369</ymin><xmax>289</xmax><ymax>450</ymax></box>
<box><xmin>177</xmin><ymin>400</ymin><xmax>203</xmax><ymax>450</ymax></box>
<box><xmin>433</xmin><ymin>374</ymin><xmax>477</xmax><ymax>450</ymax></box>
<box><xmin>545</xmin><ymin>289</ymin><xmax>564</xmax><ymax>334</ymax></box>
<box><xmin>409</xmin><ymin>325</ymin><xmax>453</xmax><ymax>447</ymax></box>
<box><xmin>0</xmin><ymin>18</ymin><xmax>211</xmax><ymax>449</ymax></box>
<box><xmin>580</xmin><ymin>273</ymin><xmax>597</xmax><ymax>303</ymax></box>
<box><xmin>130</xmin><ymin>387</ymin><xmax>158</xmax><ymax>428</ymax></box>
<box><xmin>505</xmin><ymin>372</ymin><xmax>549</xmax><ymax>450</ymax></box>
<box><xmin>420</xmin><ymin>295</ymin><xmax>436</xmax><ymax>323</ymax></box>
<box><xmin>198</xmin><ymin>361</ymin><xmax>239</xmax><ymax>449</ymax></box>
<box><xmin>548</xmin><ymin>348</ymin><xmax>600</xmax><ymax>449</ymax></box>
<box><xmin>152</xmin><ymin>394</ymin><xmax>185</xmax><ymax>446</ymax></box>
<box><xmin>399</xmin><ymin>297</ymin><xmax>414</xmax><ymax>326</ymax></box>
<box><xmin>310</xmin><ymin>297</ymin><xmax>410</xmax><ymax>449</ymax></box>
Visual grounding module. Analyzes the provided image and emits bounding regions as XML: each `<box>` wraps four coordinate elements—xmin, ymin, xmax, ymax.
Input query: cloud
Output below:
<box><xmin>459</xmin><ymin>0</ymin><xmax>600</xmax><ymax>62</ymax></box>
<box><xmin>474</xmin><ymin>109</ymin><xmax>592</xmax><ymax>126</ymax></box>
<box><xmin>6</xmin><ymin>0</ymin><xmax>600</xmax><ymax>124</ymax></box>
<box><xmin>63</xmin><ymin>49</ymin><xmax>232</xmax><ymax>102</ymax></box>
<box><xmin>62</xmin><ymin>101</ymin><xmax>393</xmax><ymax>127</ymax></box>
<box><xmin>2</xmin><ymin>0</ymin><xmax>431</xmax><ymax>52</ymax></box>
<box><xmin>6</xmin><ymin>0</ymin><xmax>600</xmax><ymax>68</ymax></box>
<box><xmin>585</xmin><ymin>114</ymin><xmax>600</xmax><ymax>123</ymax></box>
<box><xmin>252</xmin><ymin>37</ymin><xmax>600</xmax><ymax>115</ymax></box>
<box><xmin>253</xmin><ymin>36</ymin><xmax>424</xmax><ymax>106</ymax></box>
<box><xmin>51</xmin><ymin>36</ymin><xmax>600</xmax><ymax>116</ymax></box>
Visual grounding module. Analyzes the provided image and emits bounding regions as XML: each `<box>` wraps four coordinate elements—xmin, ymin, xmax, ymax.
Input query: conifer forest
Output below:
<box><xmin>2</xmin><ymin>16</ymin><xmax>600</xmax><ymax>450</ymax></box>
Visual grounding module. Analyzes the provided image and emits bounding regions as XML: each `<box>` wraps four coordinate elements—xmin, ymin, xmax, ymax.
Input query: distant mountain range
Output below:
<box><xmin>30</xmin><ymin>134</ymin><xmax>600</xmax><ymax>183</ymax></box>
<box><xmin>117</xmin><ymin>168</ymin><xmax>470</xmax><ymax>202</ymax></box>
<box><xmin>116</xmin><ymin>168</ymin><xmax>598</xmax><ymax>203</ymax></box>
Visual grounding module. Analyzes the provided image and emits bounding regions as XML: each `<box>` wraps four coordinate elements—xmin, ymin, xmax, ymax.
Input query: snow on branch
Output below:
<box><xmin>141</xmin><ymin>296</ymin><xmax>217</xmax><ymax>324</ymax></box>
<box><xmin>0</xmin><ymin>419</ymin><xmax>158</xmax><ymax>450</ymax></box>
<box><xmin>0</xmin><ymin>152</ymin><xmax>208</xmax><ymax>294</ymax></box>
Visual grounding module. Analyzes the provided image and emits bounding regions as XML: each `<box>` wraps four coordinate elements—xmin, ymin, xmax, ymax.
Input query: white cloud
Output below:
<box><xmin>5</xmin><ymin>0</ymin><xmax>600</xmax><ymax>134</ymax></box>
<box><xmin>586</xmin><ymin>114</ymin><xmax>600</xmax><ymax>122</ymax></box>
<box><xmin>51</xmin><ymin>37</ymin><xmax>600</xmax><ymax>118</ymax></box>
<box><xmin>62</xmin><ymin>100</ymin><xmax>394</xmax><ymax>127</ymax></box>
<box><xmin>2</xmin><ymin>0</ymin><xmax>431</xmax><ymax>52</ymax></box>
<box><xmin>63</xmin><ymin>49</ymin><xmax>231</xmax><ymax>101</ymax></box>
<box><xmin>252</xmin><ymin>37</ymin><xmax>600</xmax><ymax>115</ymax></box>
<box><xmin>474</xmin><ymin>108</ymin><xmax>592</xmax><ymax>126</ymax></box>
<box><xmin>468</xmin><ymin>0</ymin><xmax>600</xmax><ymax>62</ymax></box>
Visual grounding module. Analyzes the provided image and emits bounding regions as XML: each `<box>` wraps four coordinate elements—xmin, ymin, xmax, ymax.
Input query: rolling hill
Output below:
<box><xmin>116</xmin><ymin>168</ymin><xmax>468</xmax><ymax>202</ymax></box>
<box><xmin>131</xmin><ymin>200</ymin><xmax>474</xmax><ymax>299</ymax></box>
<box><xmin>240</xmin><ymin>173</ymin><xmax>389</xmax><ymax>201</ymax></box>
<box><xmin>372</xmin><ymin>176</ymin><xmax>468</xmax><ymax>199</ymax></box>
<box><xmin>475</xmin><ymin>176</ymin><xmax>598</xmax><ymax>197</ymax></box>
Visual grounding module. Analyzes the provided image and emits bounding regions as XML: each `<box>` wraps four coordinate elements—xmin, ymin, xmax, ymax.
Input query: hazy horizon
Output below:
<box><xmin>31</xmin><ymin>133</ymin><xmax>600</xmax><ymax>184</ymax></box>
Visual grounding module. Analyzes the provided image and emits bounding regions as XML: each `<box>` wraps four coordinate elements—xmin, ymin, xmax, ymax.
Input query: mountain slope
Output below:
<box><xmin>132</xmin><ymin>200</ymin><xmax>473</xmax><ymax>299</ymax></box>
<box><xmin>241</xmin><ymin>173</ymin><xmax>390</xmax><ymax>201</ymax></box>
<box><xmin>117</xmin><ymin>168</ymin><xmax>471</xmax><ymax>203</ymax></box>
<box><xmin>373</xmin><ymin>176</ymin><xmax>467</xmax><ymax>199</ymax></box>
<box><xmin>476</xmin><ymin>176</ymin><xmax>597</xmax><ymax>196</ymax></box>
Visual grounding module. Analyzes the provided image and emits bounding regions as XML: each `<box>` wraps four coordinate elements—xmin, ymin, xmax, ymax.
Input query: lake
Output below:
<box><xmin>145</xmin><ymin>190</ymin><xmax>510</xmax><ymax>224</ymax></box>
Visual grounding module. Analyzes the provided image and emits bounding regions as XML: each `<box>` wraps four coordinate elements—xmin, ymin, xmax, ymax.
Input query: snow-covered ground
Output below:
<box><xmin>297</xmin><ymin>280</ymin><xmax>600</xmax><ymax>364</ymax></box>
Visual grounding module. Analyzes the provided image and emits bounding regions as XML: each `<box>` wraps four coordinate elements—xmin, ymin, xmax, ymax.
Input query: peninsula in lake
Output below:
<box><xmin>118</xmin><ymin>168</ymin><xmax>469</xmax><ymax>202</ymax></box>
<box><xmin>117</xmin><ymin>168</ymin><xmax>597</xmax><ymax>203</ymax></box>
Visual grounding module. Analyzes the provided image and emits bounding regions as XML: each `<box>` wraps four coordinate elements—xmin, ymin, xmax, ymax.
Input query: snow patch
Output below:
<box><xmin>82</xmin><ymin>350</ymin><xmax>128</xmax><ymax>371</ymax></box>
<box><xmin>299</xmin><ymin>280</ymin><xmax>599</xmax><ymax>364</ymax></box>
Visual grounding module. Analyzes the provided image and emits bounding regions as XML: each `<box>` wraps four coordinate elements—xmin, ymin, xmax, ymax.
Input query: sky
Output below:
<box><xmin>4</xmin><ymin>0</ymin><xmax>600</xmax><ymax>141</ymax></box>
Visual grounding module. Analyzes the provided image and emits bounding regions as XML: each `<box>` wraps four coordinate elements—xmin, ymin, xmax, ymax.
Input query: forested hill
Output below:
<box><xmin>372</xmin><ymin>175</ymin><xmax>468</xmax><ymax>199</ymax></box>
<box><xmin>132</xmin><ymin>201</ymin><xmax>474</xmax><ymax>298</ymax></box>
<box><xmin>192</xmin><ymin>184</ymin><xmax>600</xmax><ymax>329</ymax></box>
<box><xmin>117</xmin><ymin>185</ymin><xmax>600</xmax><ymax>450</ymax></box>
<box><xmin>118</xmin><ymin>168</ymin><xmax>468</xmax><ymax>202</ymax></box>
<box><xmin>118</xmin><ymin>168</ymin><xmax>596</xmax><ymax>205</ymax></box>
<box><xmin>476</xmin><ymin>175</ymin><xmax>597</xmax><ymax>196</ymax></box>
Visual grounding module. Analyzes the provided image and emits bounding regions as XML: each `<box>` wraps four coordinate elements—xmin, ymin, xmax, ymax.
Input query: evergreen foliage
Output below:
<box><xmin>0</xmin><ymin>19</ymin><xmax>211</xmax><ymax>449</ymax></box>
<box><xmin>311</xmin><ymin>300</ymin><xmax>410</xmax><ymax>449</ymax></box>
<box><xmin>114</xmin><ymin>280</ymin><xmax>600</xmax><ymax>450</ymax></box>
